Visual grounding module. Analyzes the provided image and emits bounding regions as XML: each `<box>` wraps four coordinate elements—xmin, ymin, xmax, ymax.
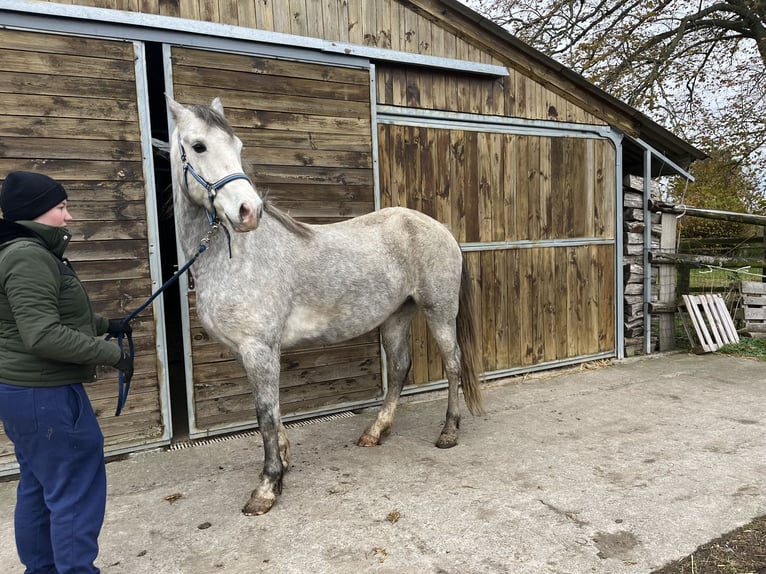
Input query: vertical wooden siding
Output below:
<box><xmin>170</xmin><ymin>47</ymin><xmax>382</xmax><ymax>432</ymax></box>
<box><xmin>48</xmin><ymin>0</ymin><xmax>606</xmax><ymax>125</ymax></box>
<box><xmin>379</xmin><ymin>124</ymin><xmax>616</xmax><ymax>382</ymax></box>
<box><xmin>0</xmin><ymin>28</ymin><xmax>164</xmax><ymax>470</ymax></box>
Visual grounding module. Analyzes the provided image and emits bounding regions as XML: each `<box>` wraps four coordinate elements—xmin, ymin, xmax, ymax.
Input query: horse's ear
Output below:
<box><xmin>165</xmin><ymin>95</ymin><xmax>189</xmax><ymax>123</ymax></box>
<box><xmin>211</xmin><ymin>97</ymin><xmax>224</xmax><ymax>115</ymax></box>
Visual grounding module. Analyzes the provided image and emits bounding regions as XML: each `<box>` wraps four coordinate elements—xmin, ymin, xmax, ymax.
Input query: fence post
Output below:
<box><xmin>658</xmin><ymin>213</ymin><xmax>677</xmax><ymax>350</ymax></box>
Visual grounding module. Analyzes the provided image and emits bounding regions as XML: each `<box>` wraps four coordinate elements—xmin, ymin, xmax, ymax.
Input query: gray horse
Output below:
<box><xmin>166</xmin><ymin>96</ymin><xmax>484</xmax><ymax>515</ymax></box>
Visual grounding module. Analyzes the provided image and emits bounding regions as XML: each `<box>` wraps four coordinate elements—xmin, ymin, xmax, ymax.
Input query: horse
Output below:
<box><xmin>166</xmin><ymin>96</ymin><xmax>484</xmax><ymax>516</ymax></box>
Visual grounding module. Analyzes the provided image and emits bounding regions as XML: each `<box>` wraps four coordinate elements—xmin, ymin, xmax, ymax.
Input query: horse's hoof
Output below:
<box><xmin>242</xmin><ymin>493</ymin><xmax>276</xmax><ymax>516</ymax></box>
<box><xmin>436</xmin><ymin>431</ymin><xmax>458</xmax><ymax>449</ymax></box>
<box><xmin>356</xmin><ymin>433</ymin><xmax>379</xmax><ymax>447</ymax></box>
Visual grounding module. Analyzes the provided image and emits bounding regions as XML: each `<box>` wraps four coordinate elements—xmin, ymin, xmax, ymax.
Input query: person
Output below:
<box><xmin>0</xmin><ymin>171</ymin><xmax>133</xmax><ymax>574</ymax></box>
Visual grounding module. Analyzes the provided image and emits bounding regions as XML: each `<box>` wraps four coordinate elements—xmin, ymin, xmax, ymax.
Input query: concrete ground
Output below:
<box><xmin>1</xmin><ymin>352</ymin><xmax>765</xmax><ymax>574</ymax></box>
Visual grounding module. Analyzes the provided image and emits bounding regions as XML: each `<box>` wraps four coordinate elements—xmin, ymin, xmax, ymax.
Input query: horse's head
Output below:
<box><xmin>166</xmin><ymin>96</ymin><xmax>263</xmax><ymax>232</ymax></box>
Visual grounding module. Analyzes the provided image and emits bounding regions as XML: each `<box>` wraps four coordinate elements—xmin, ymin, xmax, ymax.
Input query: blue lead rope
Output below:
<box><xmin>110</xmin><ymin>238</ymin><xmax>211</xmax><ymax>416</ymax></box>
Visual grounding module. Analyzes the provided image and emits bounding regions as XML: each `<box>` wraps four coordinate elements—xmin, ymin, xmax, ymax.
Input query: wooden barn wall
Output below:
<box><xmin>379</xmin><ymin>124</ymin><xmax>616</xmax><ymax>381</ymax></box>
<box><xmin>169</xmin><ymin>47</ymin><xmax>382</xmax><ymax>433</ymax></box>
<box><xmin>49</xmin><ymin>0</ymin><xmax>609</xmax><ymax>126</ymax></box>
<box><xmin>0</xmin><ymin>28</ymin><xmax>165</xmax><ymax>470</ymax></box>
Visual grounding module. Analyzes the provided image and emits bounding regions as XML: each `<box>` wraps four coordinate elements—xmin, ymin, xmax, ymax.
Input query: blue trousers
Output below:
<box><xmin>0</xmin><ymin>383</ymin><xmax>106</xmax><ymax>574</ymax></box>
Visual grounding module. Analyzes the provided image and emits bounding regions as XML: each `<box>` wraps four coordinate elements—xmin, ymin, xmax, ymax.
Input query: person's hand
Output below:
<box><xmin>113</xmin><ymin>350</ymin><xmax>134</xmax><ymax>381</ymax></box>
<box><xmin>108</xmin><ymin>319</ymin><xmax>132</xmax><ymax>337</ymax></box>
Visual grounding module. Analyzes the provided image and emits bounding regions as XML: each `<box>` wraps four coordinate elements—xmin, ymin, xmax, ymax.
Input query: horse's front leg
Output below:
<box><xmin>239</xmin><ymin>344</ymin><xmax>286</xmax><ymax>516</ymax></box>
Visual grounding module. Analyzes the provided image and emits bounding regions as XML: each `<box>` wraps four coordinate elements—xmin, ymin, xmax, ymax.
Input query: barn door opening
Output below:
<box><xmin>143</xmin><ymin>41</ymin><xmax>190</xmax><ymax>441</ymax></box>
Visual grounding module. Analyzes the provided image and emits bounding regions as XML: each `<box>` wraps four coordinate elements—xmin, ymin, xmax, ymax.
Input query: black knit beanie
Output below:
<box><xmin>0</xmin><ymin>171</ymin><xmax>68</xmax><ymax>222</ymax></box>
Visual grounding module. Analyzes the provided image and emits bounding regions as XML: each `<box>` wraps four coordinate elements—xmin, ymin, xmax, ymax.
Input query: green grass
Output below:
<box><xmin>717</xmin><ymin>338</ymin><xmax>766</xmax><ymax>360</ymax></box>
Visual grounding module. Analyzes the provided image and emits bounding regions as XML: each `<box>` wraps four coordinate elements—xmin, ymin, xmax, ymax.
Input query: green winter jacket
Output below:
<box><xmin>0</xmin><ymin>220</ymin><xmax>122</xmax><ymax>387</ymax></box>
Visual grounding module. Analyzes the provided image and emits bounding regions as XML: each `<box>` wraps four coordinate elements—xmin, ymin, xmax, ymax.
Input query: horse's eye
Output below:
<box><xmin>192</xmin><ymin>143</ymin><xmax>207</xmax><ymax>153</ymax></box>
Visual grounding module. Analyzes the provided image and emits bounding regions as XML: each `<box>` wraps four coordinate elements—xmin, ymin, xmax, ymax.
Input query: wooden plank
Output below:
<box><xmin>0</xmin><ymin>71</ymin><xmax>136</xmax><ymax>100</ymax></box>
<box><xmin>198</xmin><ymin>0</ymin><xmax>220</xmax><ymax>23</ymax></box>
<box><xmin>346</xmin><ymin>0</ymin><xmax>364</xmax><ymax>45</ymax></box>
<box><xmin>171</xmin><ymin>47</ymin><xmax>370</xmax><ymax>86</ymax></box>
<box><xmin>245</xmin><ymin>145</ymin><xmax>371</xmax><ymax>169</ymax></box>
<box><xmin>463</xmin><ymin>131</ymin><xmax>480</xmax><ymax>242</ymax></box>
<box><xmin>710</xmin><ymin>294</ymin><xmax>739</xmax><ymax>343</ymax></box>
<box><xmin>567</xmin><ymin>247</ymin><xmax>584</xmax><ymax>357</ymax></box>
<box><xmin>539</xmin><ymin>137</ymin><xmax>552</xmax><ymax>239</ymax></box>
<box><xmin>173</xmin><ymin>67</ymin><xmax>369</xmax><ymax>103</ymax></box>
<box><xmin>240</xmin><ymin>130</ymin><xmax>372</xmax><ymax>153</ymax></box>
<box><xmin>0</xmin><ymin>136</ymin><xmax>142</xmax><ymax>162</ymax></box>
<box><xmin>658</xmin><ymin>213</ymin><xmax>677</xmax><ymax>351</ymax></box>
<box><xmin>506</xmin><ymin>249</ymin><xmax>522</xmax><ymax>367</ymax></box>
<box><xmin>288</xmin><ymin>0</ymin><xmax>308</xmax><ymax>37</ymax></box>
<box><xmin>0</xmin><ymin>93</ymin><xmax>138</xmax><ymax>121</ymax></box>
<box><xmin>0</xmin><ymin>48</ymin><xmax>135</xmax><ymax>79</ymax></box>
<box><xmin>305</xmin><ymin>0</ymin><xmax>324</xmax><ymax>39</ymax></box>
<box><xmin>742</xmin><ymin>294</ymin><xmax>766</xmax><ymax>306</ymax></box>
<box><xmin>698</xmin><ymin>295</ymin><xmax>725</xmax><ymax>347</ymax></box>
<box><xmin>741</xmin><ymin>281</ymin><xmax>766</xmax><ymax>295</ymax></box>
<box><xmin>433</xmin><ymin>128</ymin><xmax>452</xmax><ymax>231</ymax></box>
<box><xmin>254</xmin><ymin>0</ymin><xmax>274</xmax><ymax>30</ymax></box>
<box><xmin>0</xmin><ymin>28</ymin><xmax>134</xmax><ymax>60</ymax></box>
<box><xmin>554</xmin><ymin>248</ymin><xmax>569</xmax><ymax>359</ymax></box>
<box><xmin>478</xmin><ymin>132</ymin><xmax>493</xmax><ymax>242</ymax></box>
<box><xmin>515</xmin><ymin>135</ymin><xmax>530</xmax><ymax>240</ymax></box>
<box><xmin>744</xmin><ymin>307</ymin><xmax>766</xmax><ymax>320</ymax></box>
<box><xmin>0</xmin><ymin>118</ymin><xmax>141</xmax><ymax>142</ymax></box>
<box><xmin>236</xmin><ymin>1</ymin><xmax>256</xmax><ymax>27</ymax></box>
<box><xmin>480</xmin><ymin>250</ymin><xmax>496</xmax><ymax>369</ymax></box>
<box><xmin>531</xmin><ymin>247</ymin><xmax>545</xmax><ymax>362</ymax></box>
<box><xmin>494</xmin><ymin>247</ymin><xmax>510</xmax><ymax>368</ymax></box>
<box><xmin>378</xmin><ymin>125</ymin><xmax>393</xmax><ymax>209</ymax></box>
<box><xmin>450</xmin><ymin>130</ymin><xmax>466</xmax><ymax>242</ymax></box>
<box><xmin>542</xmin><ymin>247</ymin><xmax>557</xmax><ymax>361</ymax></box>
<box><xmin>274</xmin><ymin>0</ymin><xmax>298</xmax><ymax>35</ymax></box>
<box><xmin>188</xmin><ymin>85</ymin><xmax>371</xmax><ymax>118</ymax></box>
<box><xmin>248</xmin><ymin>165</ymin><xmax>371</xmax><ymax>187</ymax></box>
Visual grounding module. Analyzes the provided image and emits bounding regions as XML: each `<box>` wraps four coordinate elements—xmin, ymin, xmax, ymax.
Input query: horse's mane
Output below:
<box><xmin>189</xmin><ymin>104</ymin><xmax>235</xmax><ymax>137</ymax></box>
<box><xmin>263</xmin><ymin>199</ymin><xmax>315</xmax><ymax>239</ymax></box>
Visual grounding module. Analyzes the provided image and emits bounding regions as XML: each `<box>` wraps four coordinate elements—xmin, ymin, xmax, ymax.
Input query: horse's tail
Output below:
<box><xmin>457</xmin><ymin>259</ymin><xmax>485</xmax><ymax>416</ymax></box>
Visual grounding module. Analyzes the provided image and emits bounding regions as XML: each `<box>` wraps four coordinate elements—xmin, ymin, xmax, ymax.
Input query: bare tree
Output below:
<box><xmin>467</xmin><ymin>0</ymin><xmax>766</xmax><ymax>181</ymax></box>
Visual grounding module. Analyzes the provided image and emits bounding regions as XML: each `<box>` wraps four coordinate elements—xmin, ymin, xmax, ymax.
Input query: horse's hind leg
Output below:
<box><xmin>357</xmin><ymin>301</ymin><xmax>416</xmax><ymax>447</ymax></box>
<box><xmin>425</xmin><ymin>317</ymin><xmax>462</xmax><ymax>449</ymax></box>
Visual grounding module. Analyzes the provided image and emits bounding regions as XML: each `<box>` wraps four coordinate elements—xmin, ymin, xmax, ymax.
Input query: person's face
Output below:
<box><xmin>34</xmin><ymin>200</ymin><xmax>73</xmax><ymax>227</ymax></box>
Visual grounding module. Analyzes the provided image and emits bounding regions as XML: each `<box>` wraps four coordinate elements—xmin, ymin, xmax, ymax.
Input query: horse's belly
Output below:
<box><xmin>281</xmin><ymin>303</ymin><xmax>387</xmax><ymax>350</ymax></box>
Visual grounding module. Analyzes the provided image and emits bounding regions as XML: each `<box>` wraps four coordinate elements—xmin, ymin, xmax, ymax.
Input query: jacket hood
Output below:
<box><xmin>0</xmin><ymin>219</ymin><xmax>37</xmax><ymax>245</ymax></box>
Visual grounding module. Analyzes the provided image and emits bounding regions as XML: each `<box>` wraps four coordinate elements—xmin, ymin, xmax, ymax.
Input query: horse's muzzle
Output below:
<box><xmin>235</xmin><ymin>199</ymin><xmax>263</xmax><ymax>232</ymax></box>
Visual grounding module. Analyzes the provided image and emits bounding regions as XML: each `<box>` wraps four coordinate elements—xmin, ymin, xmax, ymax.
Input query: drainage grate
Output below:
<box><xmin>168</xmin><ymin>410</ymin><xmax>356</xmax><ymax>451</ymax></box>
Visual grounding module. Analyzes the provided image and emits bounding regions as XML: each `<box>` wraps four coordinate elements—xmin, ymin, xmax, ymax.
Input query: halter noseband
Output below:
<box><xmin>177</xmin><ymin>134</ymin><xmax>252</xmax><ymax>226</ymax></box>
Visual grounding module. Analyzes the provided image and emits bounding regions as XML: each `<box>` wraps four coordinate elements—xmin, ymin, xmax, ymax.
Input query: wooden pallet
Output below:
<box><xmin>680</xmin><ymin>294</ymin><xmax>739</xmax><ymax>353</ymax></box>
<box><xmin>739</xmin><ymin>281</ymin><xmax>766</xmax><ymax>337</ymax></box>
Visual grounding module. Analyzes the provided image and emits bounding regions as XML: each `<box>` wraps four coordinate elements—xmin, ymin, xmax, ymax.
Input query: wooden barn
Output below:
<box><xmin>0</xmin><ymin>0</ymin><xmax>704</xmax><ymax>474</ymax></box>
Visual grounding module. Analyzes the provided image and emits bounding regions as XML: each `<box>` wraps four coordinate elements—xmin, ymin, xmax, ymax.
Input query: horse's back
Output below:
<box><xmin>337</xmin><ymin>206</ymin><xmax>460</xmax><ymax>257</ymax></box>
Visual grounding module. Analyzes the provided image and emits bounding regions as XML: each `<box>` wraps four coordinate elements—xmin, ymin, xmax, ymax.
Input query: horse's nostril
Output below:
<box><xmin>240</xmin><ymin>203</ymin><xmax>252</xmax><ymax>222</ymax></box>
<box><xmin>257</xmin><ymin>203</ymin><xmax>264</xmax><ymax>220</ymax></box>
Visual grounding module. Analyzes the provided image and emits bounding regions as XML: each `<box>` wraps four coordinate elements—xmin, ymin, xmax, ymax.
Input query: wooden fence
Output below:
<box><xmin>648</xmin><ymin>201</ymin><xmax>766</xmax><ymax>350</ymax></box>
